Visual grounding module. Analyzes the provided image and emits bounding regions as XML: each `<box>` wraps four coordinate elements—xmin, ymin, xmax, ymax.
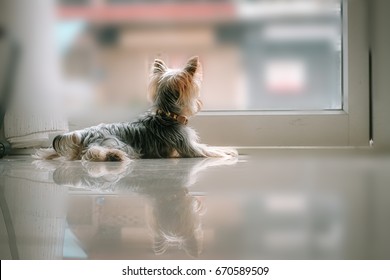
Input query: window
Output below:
<box><xmin>58</xmin><ymin>0</ymin><xmax>369</xmax><ymax>146</ymax></box>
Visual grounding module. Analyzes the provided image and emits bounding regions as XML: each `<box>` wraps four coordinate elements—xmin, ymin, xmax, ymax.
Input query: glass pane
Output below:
<box><xmin>57</xmin><ymin>0</ymin><xmax>342</xmax><ymax>118</ymax></box>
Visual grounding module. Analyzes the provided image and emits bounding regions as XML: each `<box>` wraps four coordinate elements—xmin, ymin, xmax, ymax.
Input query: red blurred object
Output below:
<box><xmin>58</xmin><ymin>3</ymin><xmax>236</xmax><ymax>23</ymax></box>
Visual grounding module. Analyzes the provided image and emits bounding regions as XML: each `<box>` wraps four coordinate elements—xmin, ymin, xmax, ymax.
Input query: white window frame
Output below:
<box><xmin>190</xmin><ymin>0</ymin><xmax>370</xmax><ymax>147</ymax></box>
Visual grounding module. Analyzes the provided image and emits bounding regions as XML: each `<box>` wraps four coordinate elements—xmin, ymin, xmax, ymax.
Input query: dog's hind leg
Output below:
<box><xmin>52</xmin><ymin>132</ymin><xmax>84</xmax><ymax>160</ymax></box>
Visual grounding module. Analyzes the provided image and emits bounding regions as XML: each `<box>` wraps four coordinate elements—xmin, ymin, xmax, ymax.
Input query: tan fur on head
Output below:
<box><xmin>148</xmin><ymin>56</ymin><xmax>203</xmax><ymax>117</ymax></box>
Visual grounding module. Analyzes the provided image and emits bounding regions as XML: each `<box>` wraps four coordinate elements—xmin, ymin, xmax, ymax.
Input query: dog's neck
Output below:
<box><xmin>156</xmin><ymin>109</ymin><xmax>188</xmax><ymax>125</ymax></box>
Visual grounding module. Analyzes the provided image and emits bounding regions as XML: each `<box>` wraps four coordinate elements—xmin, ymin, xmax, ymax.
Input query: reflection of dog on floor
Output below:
<box><xmin>145</xmin><ymin>182</ymin><xmax>206</xmax><ymax>257</ymax></box>
<box><xmin>35</xmin><ymin>56</ymin><xmax>237</xmax><ymax>162</ymax></box>
<box><xmin>35</xmin><ymin>157</ymin><xmax>236</xmax><ymax>257</ymax></box>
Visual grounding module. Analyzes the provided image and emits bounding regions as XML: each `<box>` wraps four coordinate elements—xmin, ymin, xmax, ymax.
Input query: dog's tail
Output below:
<box><xmin>33</xmin><ymin>133</ymin><xmax>82</xmax><ymax>160</ymax></box>
<box><xmin>33</xmin><ymin>147</ymin><xmax>60</xmax><ymax>160</ymax></box>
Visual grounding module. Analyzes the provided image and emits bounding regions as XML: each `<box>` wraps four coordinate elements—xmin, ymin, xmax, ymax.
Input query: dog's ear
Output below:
<box><xmin>184</xmin><ymin>56</ymin><xmax>200</xmax><ymax>77</ymax></box>
<box><xmin>152</xmin><ymin>59</ymin><xmax>168</xmax><ymax>75</ymax></box>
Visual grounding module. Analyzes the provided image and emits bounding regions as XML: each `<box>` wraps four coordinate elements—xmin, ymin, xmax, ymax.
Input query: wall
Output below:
<box><xmin>0</xmin><ymin>0</ymin><xmax>7</xmax><ymax>142</ymax></box>
<box><xmin>370</xmin><ymin>0</ymin><xmax>390</xmax><ymax>149</ymax></box>
<box><xmin>0</xmin><ymin>0</ymin><xmax>68</xmax><ymax>149</ymax></box>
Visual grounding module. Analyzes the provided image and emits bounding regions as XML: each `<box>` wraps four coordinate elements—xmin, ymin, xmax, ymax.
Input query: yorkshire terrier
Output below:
<box><xmin>35</xmin><ymin>56</ymin><xmax>237</xmax><ymax>161</ymax></box>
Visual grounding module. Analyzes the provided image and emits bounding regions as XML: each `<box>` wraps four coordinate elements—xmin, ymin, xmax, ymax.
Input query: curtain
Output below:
<box><xmin>3</xmin><ymin>0</ymin><xmax>68</xmax><ymax>148</ymax></box>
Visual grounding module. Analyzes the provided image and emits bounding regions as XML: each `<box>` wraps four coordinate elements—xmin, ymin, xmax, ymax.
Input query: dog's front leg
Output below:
<box><xmin>189</xmin><ymin>143</ymin><xmax>238</xmax><ymax>158</ymax></box>
<box><xmin>176</xmin><ymin>127</ymin><xmax>238</xmax><ymax>158</ymax></box>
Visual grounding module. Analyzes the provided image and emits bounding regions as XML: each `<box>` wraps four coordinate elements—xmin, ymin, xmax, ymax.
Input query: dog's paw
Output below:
<box><xmin>203</xmin><ymin>147</ymin><xmax>238</xmax><ymax>158</ymax></box>
<box><xmin>222</xmin><ymin>147</ymin><xmax>238</xmax><ymax>157</ymax></box>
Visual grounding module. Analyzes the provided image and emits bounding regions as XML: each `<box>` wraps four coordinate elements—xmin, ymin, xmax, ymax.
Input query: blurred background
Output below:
<box><xmin>56</xmin><ymin>0</ymin><xmax>342</xmax><ymax>114</ymax></box>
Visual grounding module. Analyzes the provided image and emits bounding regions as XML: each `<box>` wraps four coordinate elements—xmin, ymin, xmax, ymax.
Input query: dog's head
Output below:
<box><xmin>148</xmin><ymin>56</ymin><xmax>203</xmax><ymax>118</ymax></box>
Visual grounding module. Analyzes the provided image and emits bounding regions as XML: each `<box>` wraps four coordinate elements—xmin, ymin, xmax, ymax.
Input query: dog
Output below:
<box><xmin>34</xmin><ymin>56</ymin><xmax>237</xmax><ymax>161</ymax></box>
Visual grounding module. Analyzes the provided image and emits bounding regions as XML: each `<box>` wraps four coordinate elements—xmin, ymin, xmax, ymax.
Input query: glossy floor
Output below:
<box><xmin>0</xmin><ymin>149</ymin><xmax>389</xmax><ymax>260</ymax></box>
